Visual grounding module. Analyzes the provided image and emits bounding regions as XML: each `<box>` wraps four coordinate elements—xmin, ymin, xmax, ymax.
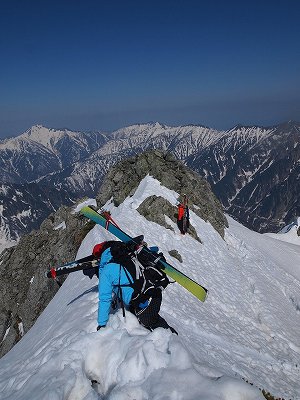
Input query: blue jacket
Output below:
<box><xmin>98</xmin><ymin>247</ymin><xmax>134</xmax><ymax>326</ymax></box>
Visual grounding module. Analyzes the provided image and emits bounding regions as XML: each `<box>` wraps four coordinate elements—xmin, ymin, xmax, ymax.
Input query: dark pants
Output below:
<box><xmin>133</xmin><ymin>292</ymin><xmax>170</xmax><ymax>331</ymax></box>
<box><xmin>177</xmin><ymin>217</ymin><xmax>189</xmax><ymax>234</ymax></box>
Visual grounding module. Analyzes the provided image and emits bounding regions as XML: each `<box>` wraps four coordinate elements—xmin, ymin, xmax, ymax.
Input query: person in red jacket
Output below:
<box><xmin>177</xmin><ymin>199</ymin><xmax>189</xmax><ymax>235</ymax></box>
<box><xmin>177</xmin><ymin>203</ymin><xmax>185</xmax><ymax>234</ymax></box>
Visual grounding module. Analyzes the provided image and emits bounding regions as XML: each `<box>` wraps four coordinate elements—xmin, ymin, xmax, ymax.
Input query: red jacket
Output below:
<box><xmin>177</xmin><ymin>204</ymin><xmax>185</xmax><ymax>220</ymax></box>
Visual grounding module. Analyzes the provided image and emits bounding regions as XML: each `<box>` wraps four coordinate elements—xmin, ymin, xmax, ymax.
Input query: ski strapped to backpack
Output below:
<box><xmin>80</xmin><ymin>205</ymin><xmax>208</xmax><ymax>302</ymax></box>
<box><xmin>46</xmin><ymin>259</ymin><xmax>99</xmax><ymax>279</ymax></box>
<box><xmin>45</xmin><ymin>241</ymin><xmax>120</xmax><ymax>280</ymax></box>
<box><xmin>45</xmin><ymin>254</ymin><xmax>98</xmax><ymax>279</ymax></box>
<box><xmin>46</xmin><ymin>235</ymin><xmax>170</xmax><ymax>318</ymax></box>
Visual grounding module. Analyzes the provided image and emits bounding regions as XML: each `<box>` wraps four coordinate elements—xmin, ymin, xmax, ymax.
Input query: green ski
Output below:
<box><xmin>80</xmin><ymin>206</ymin><xmax>208</xmax><ymax>302</ymax></box>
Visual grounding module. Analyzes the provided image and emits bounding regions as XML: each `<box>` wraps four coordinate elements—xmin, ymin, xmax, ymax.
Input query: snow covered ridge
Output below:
<box><xmin>278</xmin><ymin>216</ymin><xmax>300</xmax><ymax>236</ymax></box>
<box><xmin>265</xmin><ymin>217</ymin><xmax>300</xmax><ymax>247</ymax></box>
<box><xmin>0</xmin><ymin>125</ymin><xmax>106</xmax><ymax>151</ymax></box>
<box><xmin>0</xmin><ymin>176</ymin><xmax>300</xmax><ymax>399</ymax></box>
<box><xmin>0</xmin><ymin>211</ymin><xmax>19</xmax><ymax>254</ymax></box>
<box><xmin>0</xmin><ymin>124</ymin><xmax>108</xmax><ymax>184</ymax></box>
<box><xmin>189</xmin><ymin>120</ymin><xmax>300</xmax><ymax>233</ymax></box>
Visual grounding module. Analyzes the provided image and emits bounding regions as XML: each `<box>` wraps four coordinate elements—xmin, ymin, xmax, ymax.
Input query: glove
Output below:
<box><xmin>97</xmin><ymin>325</ymin><xmax>105</xmax><ymax>331</ymax></box>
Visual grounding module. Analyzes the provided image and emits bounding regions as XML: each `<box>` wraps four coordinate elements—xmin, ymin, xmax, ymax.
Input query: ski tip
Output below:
<box><xmin>80</xmin><ymin>205</ymin><xmax>98</xmax><ymax>214</ymax></box>
<box><xmin>88</xmin><ymin>205</ymin><xmax>98</xmax><ymax>211</ymax></box>
<box><xmin>203</xmin><ymin>289</ymin><xmax>209</xmax><ymax>302</ymax></box>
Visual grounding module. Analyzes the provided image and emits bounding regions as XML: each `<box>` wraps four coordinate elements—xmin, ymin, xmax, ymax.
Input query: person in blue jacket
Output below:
<box><xmin>97</xmin><ymin>245</ymin><xmax>133</xmax><ymax>327</ymax></box>
<box><xmin>96</xmin><ymin>241</ymin><xmax>177</xmax><ymax>334</ymax></box>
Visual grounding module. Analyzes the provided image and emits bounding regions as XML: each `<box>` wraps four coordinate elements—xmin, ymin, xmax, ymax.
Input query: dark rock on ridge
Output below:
<box><xmin>0</xmin><ymin>205</ymin><xmax>88</xmax><ymax>358</ymax></box>
<box><xmin>96</xmin><ymin>150</ymin><xmax>228</xmax><ymax>237</ymax></box>
<box><xmin>0</xmin><ymin>149</ymin><xmax>227</xmax><ymax>358</ymax></box>
<box><xmin>137</xmin><ymin>195</ymin><xmax>202</xmax><ymax>242</ymax></box>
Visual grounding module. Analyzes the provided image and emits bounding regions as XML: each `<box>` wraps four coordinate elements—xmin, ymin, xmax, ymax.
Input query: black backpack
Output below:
<box><xmin>109</xmin><ymin>240</ymin><xmax>170</xmax><ymax>306</ymax></box>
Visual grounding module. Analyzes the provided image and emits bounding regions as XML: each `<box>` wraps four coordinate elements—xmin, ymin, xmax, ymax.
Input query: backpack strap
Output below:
<box><xmin>118</xmin><ymin>264</ymin><xmax>126</xmax><ymax>318</ymax></box>
<box><xmin>116</xmin><ymin>262</ymin><xmax>136</xmax><ymax>318</ymax></box>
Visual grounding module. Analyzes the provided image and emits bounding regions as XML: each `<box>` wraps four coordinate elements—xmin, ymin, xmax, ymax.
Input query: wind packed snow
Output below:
<box><xmin>17</xmin><ymin>322</ymin><xmax>24</xmax><ymax>337</ymax></box>
<box><xmin>54</xmin><ymin>221</ymin><xmax>67</xmax><ymax>231</ymax></box>
<box><xmin>0</xmin><ymin>222</ymin><xmax>18</xmax><ymax>255</ymax></box>
<box><xmin>266</xmin><ymin>217</ymin><xmax>300</xmax><ymax>246</ymax></box>
<box><xmin>73</xmin><ymin>198</ymin><xmax>97</xmax><ymax>213</ymax></box>
<box><xmin>0</xmin><ymin>176</ymin><xmax>299</xmax><ymax>399</ymax></box>
<box><xmin>1</xmin><ymin>327</ymin><xmax>10</xmax><ymax>344</ymax></box>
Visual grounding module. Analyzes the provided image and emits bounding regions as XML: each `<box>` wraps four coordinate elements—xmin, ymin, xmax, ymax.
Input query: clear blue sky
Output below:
<box><xmin>1</xmin><ymin>0</ymin><xmax>300</xmax><ymax>137</ymax></box>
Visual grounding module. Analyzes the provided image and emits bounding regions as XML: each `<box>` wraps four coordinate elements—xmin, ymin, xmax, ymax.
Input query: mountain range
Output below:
<box><xmin>1</xmin><ymin>121</ymin><xmax>299</xmax><ymax>251</ymax></box>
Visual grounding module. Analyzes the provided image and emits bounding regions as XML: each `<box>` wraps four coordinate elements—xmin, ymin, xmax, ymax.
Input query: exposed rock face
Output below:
<box><xmin>137</xmin><ymin>195</ymin><xmax>202</xmax><ymax>242</ymax></box>
<box><xmin>137</xmin><ymin>196</ymin><xmax>176</xmax><ymax>231</ymax></box>
<box><xmin>0</xmin><ymin>205</ymin><xmax>88</xmax><ymax>358</ymax></box>
<box><xmin>96</xmin><ymin>150</ymin><xmax>228</xmax><ymax>238</ymax></box>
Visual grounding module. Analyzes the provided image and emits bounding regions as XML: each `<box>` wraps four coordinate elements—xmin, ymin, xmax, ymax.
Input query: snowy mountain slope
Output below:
<box><xmin>37</xmin><ymin>124</ymin><xmax>223</xmax><ymax>206</ymax></box>
<box><xmin>1</xmin><ymin>121</ymin><xmax>299</xmax><ymax>253</ymax></box>
<box><xmin>0</xmin><ymin>123</ymin><xmax>223</xmax><ymax>250</ymax></box>
<box><xmin>0</xmin><ymin>125</ymin><xmax>108</xmax><ymax>250</ymax></box>
<box><xmin>105</xmin><ymin>122</ymin><xmax>223</xmax><ymax>158</ymax></box>
<box><xmin>36</xmin><ymin>120</ymin><xmax>300</xmax><ymax>234</ymax></box>
<box><xmin>0</xmin><ymin>125</ymin><xmax>108</xmax><ymax>184</ymax></box>
<box><xmin>0</xmin><ymin>180</ymin><xmax>75</xmax><ymax>252</ymax></box>
<box><xmin>0</xmin><ymin>176</ymin><xmax>299</xmax><ymax>399</ymax></box>
<box><xmin>188</xmin><ymin>121</ymin><xmax>300</xmax><ymax>232</ymax></box>
<box><xmin>265</xmin><ymin>217</ymin><xmax>300</xmax><ymax>247</ymax></box>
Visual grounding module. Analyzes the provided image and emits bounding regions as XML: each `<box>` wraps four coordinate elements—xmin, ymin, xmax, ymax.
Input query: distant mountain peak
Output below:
<box><xmin>284</xmin><ymin>119</ymin><xmax>299</xmax><ymax>125</ymax></box>
<box><xmin>29</xmin><ymin>124</ymin><xmax>44</xmax><ymax>131</ymax></box>
<box><xmin>275</xmin><ymin>120</ymin><xmax>300</xmax><ymax>132</ymax></box>
<box><xmin>147</xmin><ymin>121</ymin><xmax>166</xmax><ymax>128</ymax></box>
<box><xmin>228</xmin><ymin>123</ymin><xmax>270</xmax><ymax>131</ymax></box>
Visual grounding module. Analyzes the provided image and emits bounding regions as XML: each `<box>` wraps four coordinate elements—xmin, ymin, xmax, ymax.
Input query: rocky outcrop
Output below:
<box><xmin>137</xmin><ymin>196</ymin><xmax>176</xmax><ymax>231</ymax></box>
<box><xmin>0</xmin><ymin>205</ymin><xmax>89</xmax><ymax>358</ymax></box>
<box><xmin>137</xmin><ymin>195</ymin><xmax>202</xmax><ymax>242</ymax></box>
<box><xmin>96</xmin><ymin>150</ymin><xmax>228</xmax><ymax>238</ymax></box>
<box><xmin>168</xmin><ymin>249</ymin><xmax>183</xmax><ymax>263</ymax></box>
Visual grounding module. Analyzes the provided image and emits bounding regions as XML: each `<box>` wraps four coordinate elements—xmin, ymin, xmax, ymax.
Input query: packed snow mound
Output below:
<box><xmin>0</xmin><ymin>175</ymin><xmax>299</xmax><ymax>399</ymax></box>
<box><xmin>0</xmin><ymin>273</ymin><xmax>262</xmax><ymax>400</ymax></box>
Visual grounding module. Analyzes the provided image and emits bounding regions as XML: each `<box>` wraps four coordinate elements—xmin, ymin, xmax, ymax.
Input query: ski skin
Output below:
<box><xmin>80</xmin><ymin>205</ymin><xmax>208</xmax><ymax>302</ymax></box>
